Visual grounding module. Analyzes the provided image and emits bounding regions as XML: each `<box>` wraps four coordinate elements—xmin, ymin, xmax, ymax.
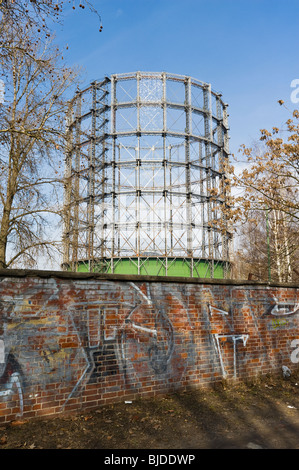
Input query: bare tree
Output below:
<box><xmin>0</xmin><ymin>18</ymin><xmax>80</xmax><ymax>268</ymax></box>
<box><xmin>225</xmin><ymin>108</ymin><xmax>299</xmax><ymax>226</ymax></box>
<box><xmin>220</xmin><ymin>105</ymin><xmax>299</xmax><ymax>282</ymax></box>
<box><xmin>233</xmin><ymin>206</ymin><xmax>299</xmax><ymax>283</ymax></box>
<box><xmin>0</xmin><ymin>0</ymin><xmax>103</xmax><ymax>32</ymax></box>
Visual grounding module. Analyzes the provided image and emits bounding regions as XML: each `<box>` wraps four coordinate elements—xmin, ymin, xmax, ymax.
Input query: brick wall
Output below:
<box><xmin>0</xmin><ymin>269</ymin><xmax>298</xmax><ymax>424</ymax></box>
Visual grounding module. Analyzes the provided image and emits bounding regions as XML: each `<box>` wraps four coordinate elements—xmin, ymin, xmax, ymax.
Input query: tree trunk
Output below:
<box><xmin>0</xmin><ymin>162</ymin><xmax>17</xmax><ymax>269</ymax></box>
<box><xmin>282</xmin><ymin>211</ymin><xmax>292</xmax><ymax>282</ymax></box>
<box><xmin>0</xmin><ymin>205</ymin><xmax>11</xmax><ymax>268</ymax></box>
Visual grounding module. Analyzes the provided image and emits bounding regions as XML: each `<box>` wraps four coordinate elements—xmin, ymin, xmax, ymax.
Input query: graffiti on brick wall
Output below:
<box><xmin>0</xmin><ymin>285</ymin><xmax>90</xmax><ymax>417</ymax></box>
<box><xmin>270</xmin><ymin>301</ymin><xmax>299</xmax><ymax>316</ymax></box>
<box><xmin>86</xmin><ymin>282</ymin><xmax>196</xmax><ymax>393</ymax></box>
<box><xmin>262</xmin><ymin>294</ymin><xmax>299</xmax><ymax>330</ymax></box>
<box><xmin>0</xmin><ymin>278</ymin><xmax>298</xmax><ymax>420</ymax></box>
<box><xmin>261</xmin><ymin>292</ymin><xmax>299</xmax><ymax>318</ymax></box>
<box><xmin>0</xmin><ymin>279</ymin><xmax>196</xmax><ymax>416</ymax></box>
<box><xmin>205</xmin><ymin>289</ymin><xmax>250</xmax><ymax>378</ymax></box>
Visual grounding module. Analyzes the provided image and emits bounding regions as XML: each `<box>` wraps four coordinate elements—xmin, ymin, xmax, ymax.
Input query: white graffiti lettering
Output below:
<box><xmin>0</xmin><ymin>339</ymin><xmax>4</xmax><ymax>363</ymax></box>
<box><xmin>291</xmin><ymin>339</ymin><xmax>299</xmax><ymax>364</ymax></box>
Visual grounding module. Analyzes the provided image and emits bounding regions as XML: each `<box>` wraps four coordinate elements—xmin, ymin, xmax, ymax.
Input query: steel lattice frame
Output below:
<box><xmin>62</xmin><ymin>72</ymin><xmax>231</xmax><ymax>278</ymax></box>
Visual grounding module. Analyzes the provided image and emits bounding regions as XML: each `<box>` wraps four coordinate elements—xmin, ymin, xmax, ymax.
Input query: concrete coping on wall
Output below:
<box><xmin>0</xmin><ymin>268</ymin><xmax>298</xmax><ymax>289</ymax></box>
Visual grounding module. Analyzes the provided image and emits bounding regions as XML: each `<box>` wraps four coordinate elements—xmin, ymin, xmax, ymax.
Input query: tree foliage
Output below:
<box><xmin>225</xmin><ymin>105</ymin><xmax>299</xmax><ymax>282</ymax></box>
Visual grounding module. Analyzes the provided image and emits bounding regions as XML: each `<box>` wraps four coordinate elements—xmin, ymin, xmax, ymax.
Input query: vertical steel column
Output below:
<box><xmin>136</xmin><ymin>139</ymin><xmax>141</xmax><ymax>273</ymax></box>
<box><xmin>62</xmin><ymin>101</ymin><xmax>73</xmax><ymax>269</ymax></box>
<box><xmin>117</xmin><ymin>143</ymin><xmax>121</xmax><ymax>256</ymax></box>
<box><xmin>136</xmin><ymin>73</ymin><xmax>141</xmax><ymax>274</ymax></box>
<box><xmin>87</xmin><ymin>82</ymin><xmax>97</xmax><ymax>272</ymax></box>
<box><xmin>222</xmin><ymin>102</ymin><xmax>230</xmax><ymax>277</ymax></box>
<box><xmin>110</xmin><ymin>76</ymin><xmax>117</xmax><ymax>273</ymax></box>
<box><xmin>100</xmin><ymin>87</ymin><xmax>108</xmax><ymax>270</ymax></box>
<box><xmin>162</xmin><ymin>73</ymin><xmax>168</xmax><ymax>274</ymax></box>
<box><xmin>203</xmin><ymin>83</ymin><xmax>214</xmax><ymax>276</ymax></box>
<box><xmin>185</xmin><ymin>77</ymin><xmax>193</xmax><ymax>276</ymax></box>
<box><xmin>216</xmin><ymin>95</ymin><xmax>224</xmax><ymax>263</ymax></box>
<box><xmin>93</xmin><ymin>77</ymin><xmax>109</xmax><ymax>271</ymax></box>
<box><xmin>72</xmin><ymin>91</ymin><xmax>82</xmax><ymax>271</ymax></box>
<box><xmin>199</xmin><ymin>140</ymin><xmax>204</xmax><ymax>260</ymax></box>
<box><xmin>169</xmin><ymin>144</ymin><xmax>173</xmax><ymax>257</ymax></box>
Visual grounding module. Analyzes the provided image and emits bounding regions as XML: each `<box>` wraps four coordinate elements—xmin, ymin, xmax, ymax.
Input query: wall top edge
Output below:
<box><xmin>0</xmin><ymin>269</ymin><xmax>298</xmax><ymax>288</ymax></box>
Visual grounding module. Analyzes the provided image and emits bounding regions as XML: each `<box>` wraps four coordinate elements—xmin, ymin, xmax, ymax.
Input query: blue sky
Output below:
<box><xmin>54</xmin><ymin>0</ymin><xmax>299</xmax><ymax>158</ymax></box>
